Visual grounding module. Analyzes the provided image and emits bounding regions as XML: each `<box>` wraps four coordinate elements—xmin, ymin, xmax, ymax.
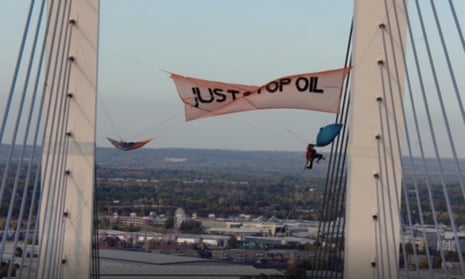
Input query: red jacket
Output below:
<box><xmin>306</xmin><ymin>146</ymin><xmax>316</xmax><ymax>160</ymax></box>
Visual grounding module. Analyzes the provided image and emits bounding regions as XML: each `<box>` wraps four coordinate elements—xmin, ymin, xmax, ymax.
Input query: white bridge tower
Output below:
<box><xmin>39</xmin><ymin>1</ymin><xmax>99</xmax><ymax>278</ymax></box>
<box><xmin>345</xmin><ymin>0</ymin><xmax>409</xmax><ymax>278</ymax></box>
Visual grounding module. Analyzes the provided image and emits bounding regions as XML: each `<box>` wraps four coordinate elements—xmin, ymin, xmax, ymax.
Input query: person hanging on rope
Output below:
<box><xmin>305</xmin><ymin>143</ymin><xmax>324</xmax><ymax>169</ymax></box>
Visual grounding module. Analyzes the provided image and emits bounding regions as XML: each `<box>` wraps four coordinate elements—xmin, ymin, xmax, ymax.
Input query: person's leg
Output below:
<box><xmin>306</xmin><ymin>160</ymin><xmax>313</xmax><ymax>169</ymax></box>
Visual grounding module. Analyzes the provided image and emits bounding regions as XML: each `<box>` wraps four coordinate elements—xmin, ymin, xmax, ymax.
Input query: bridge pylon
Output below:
<box><xmin>39</xmin><ymin>1</ymin><xmax>99</xmax><ymax>278</ymax></box>
<box><xmin>345</xmin><ymin>0</ymin><xmax>409</xmax><ymax>278</ymax></box>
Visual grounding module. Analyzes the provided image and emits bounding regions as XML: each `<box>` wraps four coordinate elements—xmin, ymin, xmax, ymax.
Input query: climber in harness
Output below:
<box><xmin>305</xmin><ymin>143</ymin><xmax>324</xmax><ymax>169</ymax></box>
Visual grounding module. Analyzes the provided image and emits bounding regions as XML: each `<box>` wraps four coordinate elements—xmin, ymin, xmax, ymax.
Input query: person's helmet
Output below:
<box><xmin>308</xmin><ymin>144</ymin><xmax>314</xmax><ymax>148</ymax></box>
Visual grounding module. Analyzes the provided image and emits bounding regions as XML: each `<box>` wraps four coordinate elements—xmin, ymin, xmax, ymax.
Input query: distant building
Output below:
<box><xmin>110</xmin><ymin>215</ymin><xmax>157</xmax><ymax>227</ymax></box>
<box><xmin>98</xmin><ymin>249</ymin><xmax>284</xmax><ymax>278</ymax></box>
<box><xmin>243</xmin><ymin>235</ymin><xmax>313</xmax><ymax>248</ymax></box>
<box><xmin>199</xmin><ymin>216</ymin><xmax>285</xmax><ymax>236</ymax></box>
<box><xmin>174</xmin><ymin>208</ymin><xmax>187</xmax><ymax>229</ymax></box>
<box><xmin>170</xmin><ymin>233</ymin><xmax>229</xmax><ymax>247</ymax></box>
<box><xmin>441</xmin><ymin>231</ymin><xmax>465</xmax><ymax>252</ymax></box>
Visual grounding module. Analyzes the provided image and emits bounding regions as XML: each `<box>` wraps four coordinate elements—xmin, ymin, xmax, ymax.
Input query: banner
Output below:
<box><xmin>171</xmin><ymin>67</ymin><xmax>350</xmax><ymax>121</ymax></box>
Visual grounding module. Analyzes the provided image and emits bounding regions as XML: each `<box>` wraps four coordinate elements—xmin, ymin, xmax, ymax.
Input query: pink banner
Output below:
<box><xmin>171</xmin><ymin>67</ymin><xmax>350</xmax><ymax>121</ymax></box>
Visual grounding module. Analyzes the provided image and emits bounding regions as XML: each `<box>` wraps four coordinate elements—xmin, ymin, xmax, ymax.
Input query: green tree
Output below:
<box><xmin>180</xmin><ymin>220</ymin><xmax>202</xmax><ymax>233</ymax></box>
<box><xmin>15</xmin><ymin>247</ymin><xmax>22</xmax><ymax>257</ymax></box>
<box><xmin>165</xmin><ymin>216</ymin><xmax>174</xmax><ymax>229</ymax></box>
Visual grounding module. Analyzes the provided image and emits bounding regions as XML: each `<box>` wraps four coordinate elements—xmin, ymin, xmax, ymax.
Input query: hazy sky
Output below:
<box><xmin>96</xmin><ymin>1</ymin><xmax>354</xmax><ymax>152</ymax></box>
<box><xmin>0</xmin><ymin>1</ymin><xmax>353</xmax><ymax>152</ymax></box>
<box><xmin>1</xmin><ymin>1</ymin><xmax>464</xmax><ymax>156</ymax></box>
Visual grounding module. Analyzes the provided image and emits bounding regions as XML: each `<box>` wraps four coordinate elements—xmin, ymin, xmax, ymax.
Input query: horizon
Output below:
<box><xmin>1</xmin><ymin>2</ymin><xmax>465</xmax><ymax>156</ymax></box>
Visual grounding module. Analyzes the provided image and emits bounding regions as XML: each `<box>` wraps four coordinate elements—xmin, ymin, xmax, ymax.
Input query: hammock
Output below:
<box><xmin>107</xmin><ymin>137</ymin><xmax>153</xmax><ymax>151</ymax></box>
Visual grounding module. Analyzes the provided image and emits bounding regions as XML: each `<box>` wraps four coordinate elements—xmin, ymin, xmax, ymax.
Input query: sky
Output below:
<box><xmin>96</xmin><ymin>1</ymin><xmax>354</xmax><ymax>152</ymax></box>
<box><xmin>0</xmin><ymin>1</ymin><xmax>353</xmax><ymax>152</ymax></box>
<box><xmin>1</xmin><ymin>1</ymin><xmax>464</xmax><ymax>156</ymax></box>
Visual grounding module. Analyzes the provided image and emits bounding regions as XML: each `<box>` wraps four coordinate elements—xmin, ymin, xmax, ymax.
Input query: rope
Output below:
<box><xmin>28</xmin><ymin>0</ymin><xmax>63</xmax><ymax>275</ymax></box>
<box><xmin>414</xmin><ymin>0</ymin><xmax>465</xmax><ymax>272</ymax></box>
<box><xmin>388</xmin><ymin>0</ymin><xmax>465</xmax><ymax>275</ymax></box>
<box><xmin>0</xmin><ymin>0</ymin><xmax>36</xmax><ymax>143</ymax></box>
<box><xmin>285</xmin><ymin>169</ymin><xmax>311</xmax><ymax>221</ymax></box>
<box><xmin>21</xmin><ymin>0</ymin><xmax>61</xmax><ymax>275</ymax></box>
<box><xmin>37</xmin><ymin>1</ymin><xmax>73</xmax><ymax>276</ymax></box>
<box><xmin>319</xmin><ymin>22</ymin><xmax>354</xmax><ymax>275</ymax></box>
<box><xmin>130</xmin><ymin>111</ymin><xmax>184</xmax><ymax>140</ymax></box>
<box><xmin>53</xmin><ymin>22</ymin><xmax>75</xmax><ymax>277</ymax></box>
<box><xmin>378</xmin><ymin>8</ymin><xmax>413</xmax><ymax>275</ymax></box>
<box><xmin>429</xmin><ymin>1</ymin><xmax>465</xmax><ymax>126</ymax></box>
<box><xmin>92</xmin><ymin>169</ymin><xmax>101</xmax><ymax>278</ymax></box>
<box><xmin>312</xmin><ymin>20</ymin><xmax>352</xmax><ymax>278</ymax></box>
<box><xmin>385</xmin><ymin>0</ymin><xmax>424</xmax><ymax>274</ymax></box>
<box><xmin>1</xmin><ymin>1</ymin><xmax>464</xmax><ymax>278</ymax></box>
<box><xmin>99</xmin><ymin>97</ymin><xmax>123</xmax><ymax>140</ymax></box>
<box><xmin>402</xmin><ymin>0</ymin><xmax>449</xmax><ymax>273</ymax></box>
<box><xmin>0</xmin><ymin>0</ymin><xmax>40</xmax><ymax>261</ymax></box>
<box><xmin>393</xmin><ymin>0</ymin><xmax>434</xmax><ymax>273</ymax></box>
<box><xmin>1</xmin><ymin>0</ymin><xmax>48</xmax><ymax>275</ymax></box>
<box><xmin>99</xmin><ymin>97</ymin><xmax>184</xmax><ymax>143</ymax></box>
<box><xmin>447</xmin><ymin>0</ymin><xmax>465</xmax><ymax>53</ymax></box>
<box><xmin>374</xmin><ymin>169</ymin><xmax>387</xmax><ymax>277</ymax></box>
<box><xmin>0</xmin><ymin>8</ymin><xmax>39</xmax><ymax>263</ymax></box>
<box><xmin>377</xmin><ymin>69</ymin><xmax>396</xmax><ymax>279</ymax></box>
